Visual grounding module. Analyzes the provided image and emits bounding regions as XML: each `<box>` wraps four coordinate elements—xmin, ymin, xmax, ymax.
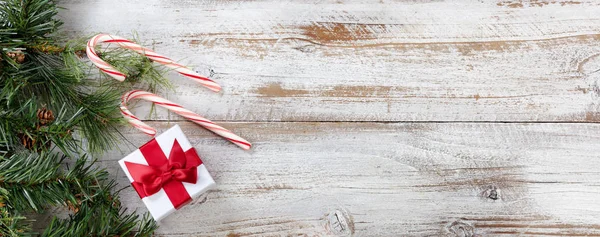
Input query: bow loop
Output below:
<box><xmin>167</xmin><ymin>139</ymin><xmax>187</xmax><ymax>168</ymax></box>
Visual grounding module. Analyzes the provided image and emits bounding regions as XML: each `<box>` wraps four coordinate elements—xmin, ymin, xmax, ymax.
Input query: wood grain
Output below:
<box><xmin>58</xmin><ymin>0</ymin><xmax>600</xmax><ymax>122</ymax></box>
<box><xmin>52</xmin><ymin>0</ymin><xmax>600</xmax><ymax>236</ymax></box>
<box><xmin>97</xmin><ymin>122</ymin><xmax>600</xmax><ymax>236</ymax></box>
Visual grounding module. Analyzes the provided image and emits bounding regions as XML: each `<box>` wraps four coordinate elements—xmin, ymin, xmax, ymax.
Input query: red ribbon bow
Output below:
<box><xmin>125</xmin><ymin>139</ymin><xmax>202</xmax><ymax>209</ymax></box>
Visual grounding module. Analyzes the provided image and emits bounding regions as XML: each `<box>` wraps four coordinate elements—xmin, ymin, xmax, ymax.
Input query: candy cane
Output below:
<box><xmin>86</xmin><ymin>33</ymin><xmax>221</xmax><ymax>92</ymax></box>
<box><xmin>121</xmin><ymin>90</ymin><xmax>251</xmax><ymax>150</ymax></box>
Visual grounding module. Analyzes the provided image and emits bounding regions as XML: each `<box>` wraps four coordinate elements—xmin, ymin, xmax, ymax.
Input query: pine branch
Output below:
<box><xmin>41</xmin><ymin>184</ymin><xmax>157</xmax><ymax>237</ymax></box>
<box><xmin>0</xmin><ymin>98</ymin><xmax>82</xmax><ymax>155</ymax></box>
<box><xmin>0</xmin><ymin>151</ymin><xmax>157</xmax><ymax>236</ymax></box>
<box><xmin>81</xmin><ymin>37</ymin><xmax>174</xmax><ymax>93</ymax></box>
<box><xmin>0</xmin><ymin>0</ymin><xmax>61</xmax><ymax>50</ymax></box>
<box><xmin>0</xmin><ymin>152</ymin><xmax>88</xmax><ymax>212</ymax></box>
<box><xmin>0</xmin><ymin>48</ymin><xmax>123</xmax><ymax>153</ymax></box>
<box><xmin>0</xmin><ymin>1</ymin><xmax>189</xmax><ymax>235</ymax></box>
<box><xmin>0</xmin><ymin>188</ymin><xmax>31</xmax><ymax>236</ymax></box>
<box><xmin>75</xmin><ymin>88</ymin><xmax>124</xmax><ymax>153</ymax></box>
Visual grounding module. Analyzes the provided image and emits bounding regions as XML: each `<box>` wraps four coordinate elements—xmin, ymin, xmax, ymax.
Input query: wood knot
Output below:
<box><xmin>325</xmin><ymin>209</ymin><xmax>354</xmax><ymax>236</ymax></box>
<box><xmin>193</xmin><ymin>67</ymin><xmax>216</xmax><ymax>79</ymax></box>
<box><xmin>577</xmin><ymin>52</ymin><xmax>600</xmax><ymax>75</ymax></box>
<box><xmin>293</xmin><ymin>44</ymin><xmax>317</xmax><ymax>53</ymax></box>
<box><xmin>488</xmin><ymin>188</ymin><xmax>499</xmax><ymax>200</ymax></box>
<box><xmin>190</xmin><ymin>193</ymin><xmax>209</xmax><ymax>205</ymax></box>
<box><xmin>480</xmin><ymin>185</ymin><xmax>501</xmax><ymax>201</ymax></box>
<box><xmin>446</xmin><ymin>220</ymin><xmax>475</xmax><ymax>237</ymax></box>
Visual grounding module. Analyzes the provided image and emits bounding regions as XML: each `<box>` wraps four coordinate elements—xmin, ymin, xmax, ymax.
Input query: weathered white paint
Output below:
<box><xmin>52</xmin><ymin>0</ymin><xmax>600</xmax><ymax>236</ymax></box>
<box><xmin>59</xmin><ymin>0</ymin><xmax>600</xmax><ymax>122</ymax></box>
<box><xmin>97</xmin><ymin>122</ymin><xmax>600</xmax><ymax>236</ymax></box>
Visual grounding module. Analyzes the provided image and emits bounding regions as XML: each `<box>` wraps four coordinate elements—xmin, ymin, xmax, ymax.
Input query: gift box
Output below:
<box><xmin>118</xmin><ymin>125</ymin><xmax>216</xmax><ymax>221</ymax></box>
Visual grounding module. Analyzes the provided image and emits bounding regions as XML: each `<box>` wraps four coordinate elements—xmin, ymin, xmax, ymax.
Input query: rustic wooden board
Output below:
<box><xmin>52</xmin><ymin>0</ymin><xmax>600</xmax><ymax>236</ymax></box>
<box><xmin>95</xmin><ymin>122</ymin><xmax>600</xmax><ymax>236</ymax></box>
<box><xmin>59</xmin><ymin>0</ymin><xmax>600</xmax><ymax>122</ymax></box>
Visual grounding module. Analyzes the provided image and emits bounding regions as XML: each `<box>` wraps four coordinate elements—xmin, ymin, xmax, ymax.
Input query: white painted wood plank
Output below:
<box><xmin>98</xmin><ymin>122</ymin><xmax>600</xmax><ymax>236</ymax></box>
<box><xmin>58</xmin><ymin>0</ymin><xmax>600</xmax><ymax>122</ymax></box>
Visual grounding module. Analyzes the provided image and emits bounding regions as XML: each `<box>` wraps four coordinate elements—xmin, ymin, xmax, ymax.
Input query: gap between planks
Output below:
<box><xmin>139</xmin><ymin>119</ymin><xmax>600</xmax><ymax>124</ymax></box>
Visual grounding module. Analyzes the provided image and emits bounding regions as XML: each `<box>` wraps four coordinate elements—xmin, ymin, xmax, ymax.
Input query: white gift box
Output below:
<box><xmin>118</xmin><ymin>125</ymin><xmax>216</xmax><ymax>221</ymax></box>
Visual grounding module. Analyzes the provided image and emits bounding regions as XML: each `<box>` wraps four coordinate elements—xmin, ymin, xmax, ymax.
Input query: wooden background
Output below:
<box><xmin>57</xmin><ymin>0</ymin><xmax>600</xmax><ymax>236</ymax></box>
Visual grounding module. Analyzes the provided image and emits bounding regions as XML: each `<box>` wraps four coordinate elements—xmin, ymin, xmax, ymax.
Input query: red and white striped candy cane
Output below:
<box><xmin>121</xmin><ymin>90</ymin><xmax>251</xmax><ymax>150</ymax></box>
<box><xmin>86</xmin><ymin>33</ymin><xmax>221</xmax><ymax>92</ymax></box>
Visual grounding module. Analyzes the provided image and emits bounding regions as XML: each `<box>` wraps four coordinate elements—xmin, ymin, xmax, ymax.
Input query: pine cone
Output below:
<box><xmin>66</xmin><ymin>200</ymin><xmax>80</xmax><ymax>213</ymax></box>
<box><xmin>18</xmin><ymin>134</ymin><xmax>36</xmax><ymax>150</ymax></box>
<box><xmin>74</xmin><ymin>49</ymin><xmax>87</xmax><ymax>58</ymax></box>
<box><xmin>67</xmin><ymin>194</ymin><xmax>83</xmax><ymax>213</ymax></box>
<box><xmin>18</xmin><ymin>133</ymin><xmax>51</xmax><ymax>151</ymax></box>
<box><xmin>37</xmin><ymin>108</ymin><xmax>55</xmax><ymax>125</ymax></box>
<box><xmin>7</xmin><ymin>50</ymin><xmax>25</xmax><ymax>63</ymax></box>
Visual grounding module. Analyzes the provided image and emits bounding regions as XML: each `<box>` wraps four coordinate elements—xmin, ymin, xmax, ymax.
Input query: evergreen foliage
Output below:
<box><xmin>0</xmin><ymin>0</ymin><xmax>171</xmax><ymax>235</ymax></box>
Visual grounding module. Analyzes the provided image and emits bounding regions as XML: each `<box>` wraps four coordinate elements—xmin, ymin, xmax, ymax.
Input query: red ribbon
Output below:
<box><xmin>125</xmin><ymin>138</ymin><xmax>202</xmax><ymax>209</ymax></box>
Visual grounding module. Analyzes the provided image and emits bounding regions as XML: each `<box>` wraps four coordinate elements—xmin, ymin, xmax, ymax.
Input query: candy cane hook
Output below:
<box><xmin>86</xmin><ymin>33</ymin><xmax>221</xmax><ymax>92</ymax></box>
<box><xmin>121</xmin><ymin>90</ymin><xmax>251</xmax><ymax>150</ymax></box>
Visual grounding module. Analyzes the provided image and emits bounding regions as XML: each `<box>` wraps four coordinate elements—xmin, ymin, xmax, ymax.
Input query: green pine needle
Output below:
<box><xmin>0</xmin><ymin>0</ymin><xmax>186</xmax><ymax>235</ymax></box>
